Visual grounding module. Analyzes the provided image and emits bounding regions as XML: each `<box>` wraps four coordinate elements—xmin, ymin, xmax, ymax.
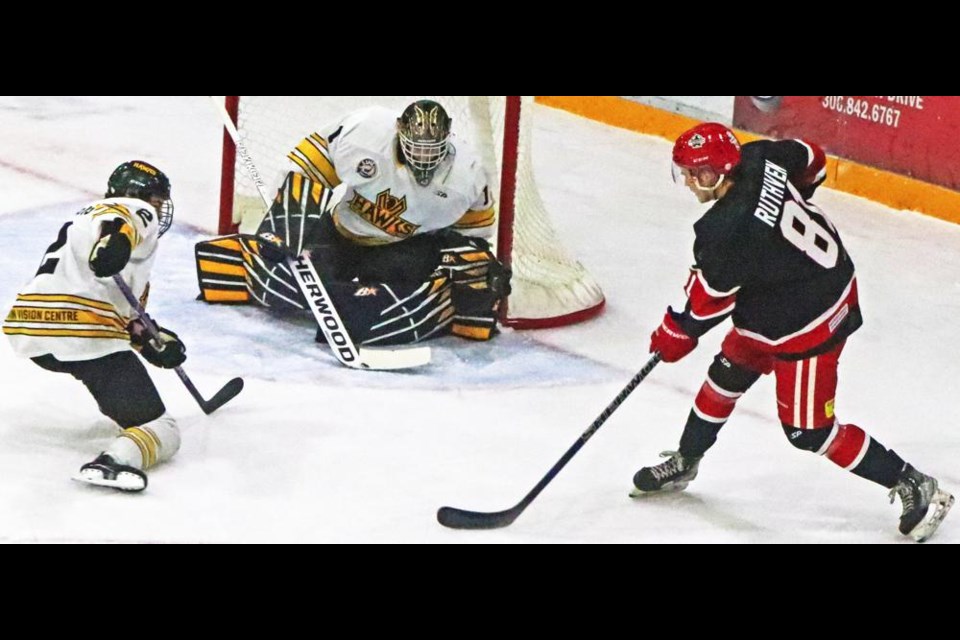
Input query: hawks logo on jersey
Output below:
<box><xmin>347</xmin><ymin>189</ymin><xmax>420</xmax><ymax>239</ymax></box>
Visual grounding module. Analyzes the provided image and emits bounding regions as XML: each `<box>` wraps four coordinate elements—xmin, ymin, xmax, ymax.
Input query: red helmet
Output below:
<box><xmin>672</xmin><ymin>123</ymin><xmax>741</xmax><ymax>176</ymax></box>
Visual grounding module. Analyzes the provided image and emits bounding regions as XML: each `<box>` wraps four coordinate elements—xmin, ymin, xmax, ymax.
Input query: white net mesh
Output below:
<box><xmin>224</xmin><ymin>96</ymin><xmax>604</xmax><ymax>328</ymax></box>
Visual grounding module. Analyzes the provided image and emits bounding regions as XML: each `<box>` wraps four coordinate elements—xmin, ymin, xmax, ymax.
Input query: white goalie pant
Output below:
<box><xmin>103</xmin><ymin>412</ymin><xmax>181</xmax><ymax>470</ymax></box>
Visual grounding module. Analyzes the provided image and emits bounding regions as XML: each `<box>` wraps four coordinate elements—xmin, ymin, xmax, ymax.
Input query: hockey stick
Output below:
<box><xmin>113</xmin><ymin>275</ymin><xmax>244</xmax><ymax>415</ymax></box>
<box><xmin>209</xmin><ymin>96</ymin><xmax>430</xmax><ymax>370</ymax></box>
<box><xmin>437</xmin><ymin>352</ymin><xmax>662</xmax><ymax>529</ymax></box>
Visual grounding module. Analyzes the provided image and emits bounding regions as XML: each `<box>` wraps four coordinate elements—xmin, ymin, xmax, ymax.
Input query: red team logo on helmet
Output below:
<box><xmin>673</xmin><ymin>123</ymin><xmax>742</xmax><ymax>177</ymax></box>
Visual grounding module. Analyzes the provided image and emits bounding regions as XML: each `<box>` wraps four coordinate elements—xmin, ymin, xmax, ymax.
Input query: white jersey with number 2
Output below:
<box><xmin>4</xmin><ymin>197</ymin><xmax>161</xmax><ymax>361</ymax></box>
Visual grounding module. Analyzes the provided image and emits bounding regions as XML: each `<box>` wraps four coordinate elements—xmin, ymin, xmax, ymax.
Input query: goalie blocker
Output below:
<box><xmin>195</xmin><ymin>172</ymin><xmax>510</xmax><ymax>345</ymax></box>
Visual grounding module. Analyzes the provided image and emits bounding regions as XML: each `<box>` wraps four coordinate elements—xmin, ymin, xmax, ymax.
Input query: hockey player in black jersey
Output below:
<box><xmin>633</xmin><ymin>122</ymin><xmax>953</xmax><ymax>542</ymax></box>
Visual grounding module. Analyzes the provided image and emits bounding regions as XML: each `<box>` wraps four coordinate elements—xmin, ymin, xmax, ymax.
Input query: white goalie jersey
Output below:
<box><xmin>286</xmin><ymin>106</ymin><xmax>495</xmax><ymax>246</ymax></box>
<box><xmin>4</xmin><ymin>197</ymin><xmax>161</xmax><ymax>361</ymax></box>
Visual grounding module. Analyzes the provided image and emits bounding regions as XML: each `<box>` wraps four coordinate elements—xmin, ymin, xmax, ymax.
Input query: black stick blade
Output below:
<box><xmin>201</xmin><ymin>377</ymin><xmax>244</xmax><ymax>414</ymax></box>
<box><xmin>437</xmin><ymin>506</ymin><xmax>521</xmax><ymax>530</ymax></box>
<box><xmin>437</xmin><ymin>355</ymin><xmax>662</xmax><ymax>532</ymax></box>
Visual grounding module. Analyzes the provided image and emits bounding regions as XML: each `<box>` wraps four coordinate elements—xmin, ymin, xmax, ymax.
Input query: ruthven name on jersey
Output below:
<box><xmin>753</xmin><ymin>160</ymin><xmax>788</xmax><ymax>228</ymax></box>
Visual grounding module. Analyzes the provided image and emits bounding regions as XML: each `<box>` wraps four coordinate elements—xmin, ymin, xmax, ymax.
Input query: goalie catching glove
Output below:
<box><xmin>128</xmin><ymin>317</ymin><xmax>186</xmax><ymax>369</ymax></box>
<box><xmin>436</xmin><ymin>233</ymin><xmax>511</xmax><ymax>340</ymax></box>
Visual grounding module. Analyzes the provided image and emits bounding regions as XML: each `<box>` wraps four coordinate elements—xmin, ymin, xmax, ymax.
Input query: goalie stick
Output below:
<box><xmin>113</xmin><ymin>274</ymin><xmax>244</xmax><ymax>415</ymax></box>
<box><xmin>437</xmin><ymin>353</ymin><xmax>661</xmax><ymax>529</ymax></box>
<box><xmin>210</xmin><ymin>96</ymin><xmax>430</xmax><ymax>370</ymax></box>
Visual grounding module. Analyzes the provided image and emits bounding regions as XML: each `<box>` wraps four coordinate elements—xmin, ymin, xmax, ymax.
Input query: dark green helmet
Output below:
<box><xmin>397</xmin><ymin>100</ymin><xmax>452</xmax><ymax>186</ymax></box>
<box><xmin>105</xmin><ymin>160</ymin><xmax>174</xmax><ymax>236</ymax></box>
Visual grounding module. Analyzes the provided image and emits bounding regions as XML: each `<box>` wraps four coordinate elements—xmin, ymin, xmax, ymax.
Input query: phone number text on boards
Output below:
<box><xmin>821</xmin><ymin>97</ymin><xmax>901</xmax><ymax>128</ymax></box>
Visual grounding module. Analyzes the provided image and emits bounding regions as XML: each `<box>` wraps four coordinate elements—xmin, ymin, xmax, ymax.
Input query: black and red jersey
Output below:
<box><xmin>675</xmin><ymin>139</ymin><xmax>861</xmax><ymax>358</ymax></box>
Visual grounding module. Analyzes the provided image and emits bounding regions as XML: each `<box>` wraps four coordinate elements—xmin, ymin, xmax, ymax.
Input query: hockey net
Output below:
<box><xmin>218</xmin><ymin>96</ymin><xmax>604</xmax><ymax>329</ymax></box>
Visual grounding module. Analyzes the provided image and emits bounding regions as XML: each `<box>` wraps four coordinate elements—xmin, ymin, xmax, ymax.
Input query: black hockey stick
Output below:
<box><xmin>113</xmin><ymin>275</ymin><xmax>244</xmax><ymax>415</ymax></box>
<box><xmin>437</xmin><ymin>353</ymin><xmax>662</xmax><ymax>529</ymax></box>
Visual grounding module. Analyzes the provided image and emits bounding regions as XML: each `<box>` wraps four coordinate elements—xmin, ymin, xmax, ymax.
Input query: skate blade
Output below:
<box><xmin>72</xmin><ymin>470</ymin><xmax>146</xmax><ymax>493</ymax></box>
<box><xmin>910</xmin><ymin>490</ymin><xmax>954</xmax><ymax>542</ymax></box>
<box><xmin>629</xmin><ymin>481</ymin><xmax>691</xmax><ymax>498</ymax></box>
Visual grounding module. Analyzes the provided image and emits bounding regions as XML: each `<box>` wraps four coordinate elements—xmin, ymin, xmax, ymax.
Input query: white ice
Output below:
<box><xmin>1</xmin><ymin>97</ymin><xmax>957</xmax><ymax>543</ymax></box>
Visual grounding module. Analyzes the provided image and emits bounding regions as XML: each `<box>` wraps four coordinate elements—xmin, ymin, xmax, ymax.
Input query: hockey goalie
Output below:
<box><xmin>196</xmin><ymin>99</ymin><xmax>511</xmax><ymax>347</ymax></box>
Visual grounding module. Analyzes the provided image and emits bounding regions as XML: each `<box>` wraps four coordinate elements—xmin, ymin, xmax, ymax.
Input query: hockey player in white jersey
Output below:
<box><xmin>294</xmin><ymin>101</ymin><xmax>495</xmax><ymax>244</ymax></box>
<box><xmin>197</xmin><ymin>99</ymin><xmax>511</xmax><ymax>345</ymax></box>
<box><xmin>4</xmin><ymin>160</ymin><xmax>184</xmax><ymax>492</ymax></box>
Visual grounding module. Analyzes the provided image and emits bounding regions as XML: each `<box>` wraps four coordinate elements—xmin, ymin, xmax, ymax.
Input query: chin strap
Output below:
<box><xmin>694</xmin><ymin>173</ymin><xmax>725</xmax><ymax>193</ymax></box>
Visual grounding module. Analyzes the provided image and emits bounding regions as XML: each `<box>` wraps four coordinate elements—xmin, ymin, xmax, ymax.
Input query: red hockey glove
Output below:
<box><xmin>650</xmin><ymin>309</ymin><xmax>698</xmax><ymax>363</ymax></box>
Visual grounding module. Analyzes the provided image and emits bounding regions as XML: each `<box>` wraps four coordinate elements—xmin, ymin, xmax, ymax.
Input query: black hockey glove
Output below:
<box><xmin>128</xmin><ymin>317</ymin><xmax>186</xmax><ymax>369</ymax></box>
<box><xmin>255</xmin><ymin>231</ymin><xmax>296</xmax><ymax>264</ymax></box>
<box><xmin>89</xmin><ymin>219</ymin><xmax>133</xmax><ymax>277</ymax></box>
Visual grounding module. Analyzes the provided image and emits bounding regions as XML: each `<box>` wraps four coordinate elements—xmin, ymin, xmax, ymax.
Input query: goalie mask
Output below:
<box><xmin>106</xmin><ymin>160</ymin><xmax>174</xmax><ymax>236</ymax></box>
<box><xmin>397</xmin><ymin>100</ymin><xmax>452</xmax><ymax>186</ymax></box>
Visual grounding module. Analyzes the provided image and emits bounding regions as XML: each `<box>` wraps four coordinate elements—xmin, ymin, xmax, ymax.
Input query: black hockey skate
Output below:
<box><xmin>889</xmin><ymin>464</ymin><xmax>953</xmax><ymax>542</ymax></box>
<box><xmin>630</xmin><ymin>450</ymin><xmax>702</xmax><ymax>497</ymax></box>
<box><xmin>72</xmin><ymin>454</ymin><xmax>147</xmax><ymax>493</ymax></box>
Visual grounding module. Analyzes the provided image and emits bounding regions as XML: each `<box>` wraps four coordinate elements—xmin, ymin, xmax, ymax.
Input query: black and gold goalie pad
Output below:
<box><xmin>194</xmin><ymin>235</ymin><xmax>510</xmax><ymax>344</ymax></box>
<box><xmin>195</xmin><ymin>171</ymin><xmax>509</xmax><ymax>344</ymax></box>
<box><xmin>256</xmin><ymin>171</ymin><xmax>332</xmax><ymax>254</ymax></box>
<box><xmin>193</xmin><ymin>234</ymin><xmax>505</xmax><ymax>345</ymax></box>
<box><xmin>195</xmin><ymin>234</ymin><xmax>301</xmax><ymax>307</ymax></box>
<box><xmin>195</xmin><ymin>171</ymin><xmax>331</xmax><ymax>306</ymax></box>
<box><xmin>330</xmin><ymin>233</ymin><xmax>510</xmax><ymax>344</ymax></box>
<box><xmin>195</xmin><ymin>234</ymin><xmax>458</xmax><ymax>345</ymax></box>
